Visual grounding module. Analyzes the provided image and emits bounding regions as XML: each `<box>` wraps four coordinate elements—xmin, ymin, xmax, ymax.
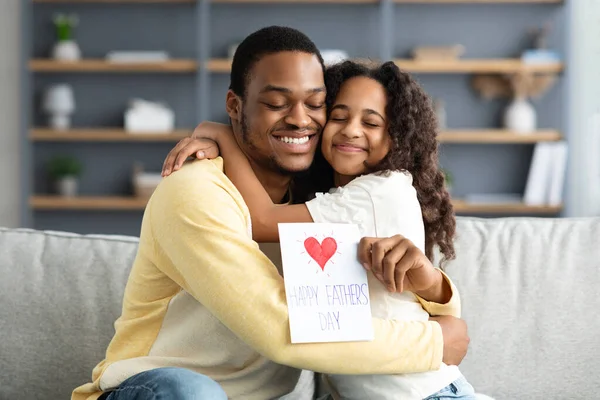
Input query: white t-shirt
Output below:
<box><xmin>306</xmin><ymin>171</ymin><xmax>461</xmax><ymax>400</ymax></box>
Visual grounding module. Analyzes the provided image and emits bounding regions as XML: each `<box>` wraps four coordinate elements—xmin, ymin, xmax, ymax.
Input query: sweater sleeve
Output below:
<box><xmin>416</xmin><ymin>270</ymin><xmax>461</xmax><ymax>318</ymax></box>
<box><xmin>148</xmin><ymin>161</ymin><xmax>444</xmax><ymax>375</ymax></box>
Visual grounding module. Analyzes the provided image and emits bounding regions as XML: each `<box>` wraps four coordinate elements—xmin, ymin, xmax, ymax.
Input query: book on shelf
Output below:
<box><xmin>523</xmin><ymin>141</ymin><xmax>568</xmax><ymax>206</ymax></box>
<box><xmin>106</xmin><ymin>51</ymin><xmax>170</xmax><ymax>63</ymax></box>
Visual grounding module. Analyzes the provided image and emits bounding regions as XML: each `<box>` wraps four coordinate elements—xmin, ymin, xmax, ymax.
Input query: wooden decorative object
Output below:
<box><xmin>411</xmin><ymin>45</ymin><xmax>465</xmax><ymax>61</ymax></box>
<box><xmin>132</xmin><ymin>163</ymin><xmax>162</xmax><ymax>198</ymax></box>
<box><xmin>471</xmin><ymin>71</ymin><xmax>557</xmax><ymax>100</ymax></box>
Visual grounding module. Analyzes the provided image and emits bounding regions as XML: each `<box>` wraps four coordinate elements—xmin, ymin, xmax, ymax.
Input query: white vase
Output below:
<box><xmin>504</xmin><ymin>97</ymin><xmax>536</xmax><ymax>134</ymax></box>
<box><xmin>49</xmin><ymin>113</ymin><xmax>71</xmax><ymax>130</ymax></box>
<box><xmin>52</xmin><ymin>40</ymin><xmax>81</xmax><ymax>61</ymax></box>
<box><xmin>55</xmin><ymin>176</ymin><xmax>78</xmax><ymax>197</ymax></box>
<box><xmin>43</xmin><ymin>84</ymin><xmax>75</xmax><ymax>130</ymax></box>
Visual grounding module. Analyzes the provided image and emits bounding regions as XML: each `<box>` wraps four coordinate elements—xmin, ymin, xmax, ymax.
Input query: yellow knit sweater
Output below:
<box><xmin>72</xmin><ymin>158</ymin><xmax>460</xmax><ymax>400</ymax></box>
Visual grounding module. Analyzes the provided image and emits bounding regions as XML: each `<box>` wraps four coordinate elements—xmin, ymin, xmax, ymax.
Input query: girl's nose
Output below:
<box><xmin>341</xmin><ymin>119</ymin><xmax>362</xmax><ymax>139</ymax></box>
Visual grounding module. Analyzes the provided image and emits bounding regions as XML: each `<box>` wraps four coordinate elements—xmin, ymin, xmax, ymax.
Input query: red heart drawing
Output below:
<box><xmin>304</xmin><ymin>236</ymin><xmax>337</xmax><ymax>271</ymax></box>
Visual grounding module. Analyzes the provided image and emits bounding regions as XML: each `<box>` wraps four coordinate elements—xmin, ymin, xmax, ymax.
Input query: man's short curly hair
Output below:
<box><xmin>229</xmin><ymin>26</ymin><xmax>325</xmax><ymax>98</ymax></box>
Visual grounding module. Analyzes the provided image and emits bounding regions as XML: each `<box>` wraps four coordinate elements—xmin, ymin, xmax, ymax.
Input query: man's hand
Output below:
<box><xmin>358</xmin><ymin>235</ymin><xmax>440</xmax><ymax>294</ymax></box>
<box><xmin>430</xmin><ymin>315</ymin><xmax>469</xmax><ymax>366</ymax></box>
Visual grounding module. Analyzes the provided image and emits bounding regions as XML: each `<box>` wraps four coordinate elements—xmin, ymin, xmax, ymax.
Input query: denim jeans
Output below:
<box><xmin>99</xmin><ymin>367</ymin><xmax>227</xmax><ymax>400</ymax></box>
<box><xmin>423</xmin><ymin>376</ymin><xmax>477</xmax><ymax>400</ymax></box>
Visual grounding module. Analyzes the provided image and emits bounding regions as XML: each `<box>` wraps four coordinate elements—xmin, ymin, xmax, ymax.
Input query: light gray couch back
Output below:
<box><xmin>444</xmin><ymin>217</ymin><xmax>600</xmax><ymax>399</ymax></box>
<box><xmin>0</xmin><ymin>228</ymin><xmax>139</xmax><ymax>400</ymax></box>
<box><xmin>1</xmin><ymin>217</ymin><xmax>600</xmax><ymax>399</ymax></box>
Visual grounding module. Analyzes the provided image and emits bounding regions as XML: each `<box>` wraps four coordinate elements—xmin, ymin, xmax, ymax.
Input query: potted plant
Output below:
<box><xmin>52</xmin><ymin>13</ymin><xmax>81</xmax><ymax>61</ymax></box>
<box><xmin>442</xmin><ymin>169</ymin><xmax>453</xmax><ymax>195</ymax></box>
<box><xmin>48</xmin><ymin>156</ymin><xmax>82</xmax><ymax>197</ymax></box>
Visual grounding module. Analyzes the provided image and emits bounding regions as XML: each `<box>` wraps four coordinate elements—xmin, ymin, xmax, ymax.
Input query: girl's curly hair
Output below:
<box><xmin>321</xmin><ymin>59</ymin><xmax>456</xmax><ymax>266</ymax></box>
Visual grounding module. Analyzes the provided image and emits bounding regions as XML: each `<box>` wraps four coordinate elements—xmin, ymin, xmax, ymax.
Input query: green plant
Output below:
<box><xmin>442</xmin><ymin>169</ymin><xmax>453</xmax><ymax>187</ymax></box>
<box><xmin>53</xmin><ymin>14</ymin><xmax>79</xmax><ymax>42</ymax></box>
<box><xmin>48</xmin><ymin>156</ymin><xmax>82</xmax><ymax>179</ymax></box>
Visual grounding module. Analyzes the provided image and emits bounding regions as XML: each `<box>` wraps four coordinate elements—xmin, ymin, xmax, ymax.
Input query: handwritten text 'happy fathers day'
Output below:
<box><xmin>287</xmin><ymin>284</ymin><xmax>369</xmax><ymax>331</ymax></box>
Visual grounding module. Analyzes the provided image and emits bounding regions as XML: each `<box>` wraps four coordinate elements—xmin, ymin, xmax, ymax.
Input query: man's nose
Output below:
<box><xmin>284</xmin><ymin>104</ymin><xmax>311</xmax><ymax>129</ymax></box>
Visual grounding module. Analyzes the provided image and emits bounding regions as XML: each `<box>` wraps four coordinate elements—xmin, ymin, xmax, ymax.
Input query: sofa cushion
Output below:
<box><xmin>0</xmin><ymin>228</ymin><xmax>139</xmax><ymax>400</ymax></box>
<box><xmin>444</xmin><ymin>217</ymin><xmax>600</xmax><ymax>399</ymax></box>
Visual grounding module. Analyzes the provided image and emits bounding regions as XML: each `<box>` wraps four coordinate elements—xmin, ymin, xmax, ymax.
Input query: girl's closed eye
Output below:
<box><xmin>329</xmin><ymin>111</ymin><xmax>347</xmax><ymax>122</ymax></box>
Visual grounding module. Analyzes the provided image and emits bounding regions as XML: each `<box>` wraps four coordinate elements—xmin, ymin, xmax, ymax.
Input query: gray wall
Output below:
<box><xmin>28</xmin><ymin>2</ymin><xmax>567</xmax><ymax>235</ymax></box>
<box><xmin>566</xmin><ymin>1</ymin><xmax>600</xmax><ymax>217</ymax></box>
<box><xmin>0</xmin><ymin>0</ymin><xmax>21</xmax><ymax>228</ymax></box>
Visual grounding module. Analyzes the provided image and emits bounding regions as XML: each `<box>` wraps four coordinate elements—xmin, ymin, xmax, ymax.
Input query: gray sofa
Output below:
<box><xmin>2</xmin><ymin>217</ymin><xmax>600</xmax><ymax>399</ymax></box>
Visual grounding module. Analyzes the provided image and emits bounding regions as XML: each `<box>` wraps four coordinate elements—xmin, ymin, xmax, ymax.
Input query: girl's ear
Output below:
<box><xmin>385</xmin><ymin>132</ymin><xmax>395</xmax><ymax>155</ymax></box>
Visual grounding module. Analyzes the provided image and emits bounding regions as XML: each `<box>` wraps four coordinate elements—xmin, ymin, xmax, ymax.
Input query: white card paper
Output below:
<box><xmin>278</xmin><ymin>223</ymin><xmax>374</xmax><ymax>343</ymax></box>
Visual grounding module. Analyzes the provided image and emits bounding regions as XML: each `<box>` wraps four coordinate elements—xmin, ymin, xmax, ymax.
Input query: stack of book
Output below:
<box><xmin>524</xmin><ymin>141</ymin><xmax>568</xmax><ymax>207</ymax></box>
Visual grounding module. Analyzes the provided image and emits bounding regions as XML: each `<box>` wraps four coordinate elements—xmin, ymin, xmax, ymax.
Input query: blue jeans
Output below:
<box><xmin>423</xmin><ymin>376</ymin><xmax>477</xmax><ymax>400</ymax></box>
<box><xmin>100</xmin><ymin>367</ymin><xmax>227</xmax><ymax>400</ymax></box>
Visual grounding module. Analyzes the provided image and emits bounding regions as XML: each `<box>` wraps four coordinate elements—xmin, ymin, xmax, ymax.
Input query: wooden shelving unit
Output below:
<box><xmin>438</xmin><ymin>129</ymin><xmax>561</xmax><ymax>143</ymax></box>
<box><xmin>29</xmin><ymin>59</ymin><xmax>198</xmax><ymax>73</ymax></box>
<box><xmin>30</xmin><ymin>128</ymin><xmax>191</xmax><ymax>142</ymax></box>
<box><xmin>29</xmin><ymin>195</ymin><xmax>563</xmax><ymax>214</ymax></box>
<box><xmin>23</xmin><ymin>0</ymin><xmax>567</xmax><ymax>235</ymax></box>
<box><xmin>207</xmin><ymin>58</ymin><xmax>563</xmax><ymax>74</ymax></box>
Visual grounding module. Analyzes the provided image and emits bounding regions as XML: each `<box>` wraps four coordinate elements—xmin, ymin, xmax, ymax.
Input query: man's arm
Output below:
<box><xmin>415</xmin><ymin>270</ymin><xmax>461</xmax><ymax>318</ymax></box>
<box><xmin>149</xmin><ymin>161</ymin><xmax>445</xmax><ymax>375</ymax></box>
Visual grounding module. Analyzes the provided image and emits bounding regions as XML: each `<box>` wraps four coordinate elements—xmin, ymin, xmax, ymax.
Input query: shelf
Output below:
<box><xmin>29</xmin><ymin>195</ymin><xmax>563</xmax><ymax>214</ymax></box>
<box><xmin>212</xmin><ymin>0</ymin><xmax>378</xmax><ymax>2</ymax></box>
<box><xmin>29</xmin><ymin>59</ymin><xmax>198</xmax><ymax>73</ymax></box>
<box><xmin>452</xmin><ymin>200</ymin><xmax>562</xmax><ymax>214</ymax></box>
<box><xmin>206</xmin><ymin>59</ymin><xmax>232</xmax><ymax>73</ymax></box>
<box><xmin>30</xmin><ymin>128</ymin><xmax>191</xmax><ymax>142</ymax></box>
<box><xmin>207</xmin><ymin>58</ymin><xmax>563</xmax><ymax>74</ymax></box>
<box><xmin>438</xmin><ymin>129</ymin><xmax>561</xmax><ymax>143</ymax></box>
<box><xmin>30</xmin><ymin>196</ymin><xmax>149</xmax><ymax>211</ymax></box>
<box><xmin>33</xmin><ymin>0</ymin><xmax>194</xmax><ymax>3</ymax></box>
<box><xmin>395</xmin><ymin>0</ymin><xmax>562</xmax><ymax>3</ymax></box>
<box><xmin>394</xmin><ymin>59</ymin><xmax>564</xmax><ymax>74</ymax></box>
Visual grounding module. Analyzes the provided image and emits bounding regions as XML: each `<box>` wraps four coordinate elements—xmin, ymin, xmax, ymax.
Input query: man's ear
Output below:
<box><xmin>226</xmin><ymin>90</ymin><xmax>242</xmax><ymax>121</ymax></box>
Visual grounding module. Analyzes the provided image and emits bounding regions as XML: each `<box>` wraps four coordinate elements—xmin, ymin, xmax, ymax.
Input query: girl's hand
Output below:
<box><xmin>358</xmin><ymin>235</ymin><xmax>443</xmax><ymax>296</ymax></box>
<box><xmin>161</xmin><ymin>137</ymin><xmax>219</xmax><ymax>177</ymax></box>
<box><xmin>161</xmin><ymin>121</ymin><xmax>232</xmax><ymax>176</ymax></box>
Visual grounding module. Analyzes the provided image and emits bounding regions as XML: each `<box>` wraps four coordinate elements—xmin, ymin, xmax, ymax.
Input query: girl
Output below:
<box><xmin>163</xmin><ymin>60</ymin><xmax>476</xmax><ymax>400</ymax></box>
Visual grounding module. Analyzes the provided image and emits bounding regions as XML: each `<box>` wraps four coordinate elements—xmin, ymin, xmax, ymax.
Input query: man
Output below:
<box><xmin>72</xmin><ymin>26</ymin><xmax>468</xmax><ymax>400</ymax></box>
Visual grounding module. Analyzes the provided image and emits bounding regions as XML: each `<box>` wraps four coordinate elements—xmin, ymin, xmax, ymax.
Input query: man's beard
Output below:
<box><xmin>239</xmin><ymin>108</ymin><xmax>311</xmax><ymax>177</ymax></box>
